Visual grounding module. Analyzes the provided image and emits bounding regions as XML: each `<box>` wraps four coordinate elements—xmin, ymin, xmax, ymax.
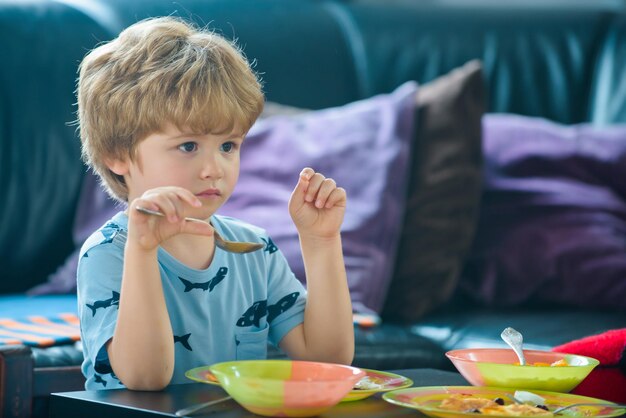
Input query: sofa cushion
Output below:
<box><xmin>412</xmin><ymin>306</ymin><xmax>626</xmax><ymax>353</ymax></box>
<box><xmin>461</xmin><ymin>114</ymin><xmax>626</xmax><ymax>310</ymax></box>
<box><xmin>0</xmin><ymin>3</ymin><xmax>111</xmax><ymax>294</ymax></box>
<box><xmin>0</xmin><ymin>295</ymin><xmax>79</xmax><ymax>347</ymax></box>
<box><xmin>382</xmin><ymin>60</ymin><xmax>485</xmax><ymax>322</ymax></box>
<box><xmin>221</xmin><ymin>82</ymin><xmax>419</xmax><ymax>314</ymax></box>
<box><xmin>268</xmin><ymin>324</ymin><xmax>449</xmax><ymax>371</ymax></box>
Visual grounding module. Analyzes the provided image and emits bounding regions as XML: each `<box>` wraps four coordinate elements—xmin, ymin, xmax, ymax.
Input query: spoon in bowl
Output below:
<box><xmin>501</xmin><ymin>327</ymin><xmax>526</xmax><ymax>366</ymax></box>
<box><xmin>505</xmin><ymin>394</ymin><xmax>626</xmax><ymax>415</ymax></box>
<box><xmin>552</xmin><ymin>402</ymin><xmax>626</xmax><ymax>415</ymax></box>
<box><xmin>135</xmin><ymin>206</ymin><xmax>264</xmax><ymax>254</ymax></box>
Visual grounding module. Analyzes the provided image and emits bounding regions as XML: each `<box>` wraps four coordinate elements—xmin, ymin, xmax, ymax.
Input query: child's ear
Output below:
<box><xmin>105</xmin><ymin>158</ymin><xmax>129</xmax><ymax>176</ymax></box>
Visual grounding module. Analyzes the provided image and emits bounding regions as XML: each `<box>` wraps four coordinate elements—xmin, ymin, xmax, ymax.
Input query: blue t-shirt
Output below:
<box><xmin>77</xmin><ymin>212</ymin><xmax>306</xmax><ymax>390</ymax></box>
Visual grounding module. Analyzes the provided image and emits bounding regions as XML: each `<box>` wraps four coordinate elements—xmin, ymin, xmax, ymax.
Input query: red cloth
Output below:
<box><xmin>552</xmin><ymin>328</ymin><xmax>626</xmax><ymax>402</ymax></box>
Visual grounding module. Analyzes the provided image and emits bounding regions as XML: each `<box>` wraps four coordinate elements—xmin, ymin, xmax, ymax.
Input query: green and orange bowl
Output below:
<box><xmin>445</xmin><ymin>348</ymin><xmax>599</xmax><ymax>392</ymax></box>
<box><xmin>201</xmin><ymin>360</ymin><xmax>365</xmax><ymax>417</ymax></box>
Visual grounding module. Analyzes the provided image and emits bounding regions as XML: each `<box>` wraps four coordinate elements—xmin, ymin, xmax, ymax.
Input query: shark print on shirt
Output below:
<box><xmin>100</xmin><ymin>223</ymin><xmax>120</xmax><ymax>244</ymax></box>
<box><xmin>93</xmin><ymin>361</ymin><xmax>120</xmax><ymax>387</ymax></box>
<box><xmin>94</xmin><ymin>374</ymin><xmax>107</xmax><ymax>387</ymax></box>
<box><xmin>236</xmin><ymin>301</ymin><xmax>267</xmax><ymax>327</ymax></box>
<box><xmin>174</xmin><ymin>333</ymin><xmax>192</xmax><ymax>351</ymax></box>
<box><xmin>236</xmin><ymin>292</ymin><xmax>300</xmax><ymax>327</ymax></box>
<box><xmin>267</xmin><ymin>292</ymin><xmax>299</xmax><ymax>323</ymax></box>
<box><xmin>94</xmin><ymin>360</ymin><xmax>113</xmax><ymax>375</ymax></box>
<box><xmin>86</xmin><ymin>291</ymin><xmax>120</xmax><ymax>316</ymax></box>
<box><xmin>178</xmin><ymin>267</ymin><xmax>228</xmax><ymax>292</ymax></box>
<box><xmin>261</xmin><ymin>237</ymin><xmax>278</xmax><ymax>254</ymax></box>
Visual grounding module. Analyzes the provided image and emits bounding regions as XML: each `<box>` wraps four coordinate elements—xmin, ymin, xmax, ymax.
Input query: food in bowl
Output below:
<box><xmin>353</xmin><ymin>375</ymin><xmax>386</xmax><ymax>390</ymax></box>
<box><xmin>208</xmin><ymin>360</ymin><xmax>365</xmax><ymax>417</ymax></box>
<box><xmin>445</xmin><ymin>348</ymin><xmax>599</xmax><ymax>392</ymax></box>
<box><xmin>439</xmin><ymin>393</ymin><xmax>552</xmax><ymax>416</ymax></box>
<box><xmin>342</xmin><ymin>368</ymin><xmax>413</xmax><ymax>402</ymax></box>
<box><xmin>439</xmin><ymin>393</ymin><xmax>500</xmax><ymax>410</ymax></box>
<box><xmin>516</xmin><ymin>359</ymin><xmax>569</xmax><ymax>367</ymax></box>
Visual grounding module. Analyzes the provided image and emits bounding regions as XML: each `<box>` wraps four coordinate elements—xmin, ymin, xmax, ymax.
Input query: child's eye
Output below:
<box><xmin>221</xmin><ymin>141</ymin><xmax>236</xmax><ymax>153</ymax></box>
<box><xmin>178</xmin><ymin>142</ymin><xmax>198</xmax><ymax>153</ymax></box>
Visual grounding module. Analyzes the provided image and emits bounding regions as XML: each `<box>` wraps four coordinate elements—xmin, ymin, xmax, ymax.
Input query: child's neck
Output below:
<box><xmin>161</xmin><ymin>233</ymin><xmax>216</xmax><ymax>270</ymax></box>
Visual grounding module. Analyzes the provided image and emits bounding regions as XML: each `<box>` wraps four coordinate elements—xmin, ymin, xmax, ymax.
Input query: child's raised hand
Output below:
<box><xmin>127</xmin><ymin>187</ymin><xmax>213</xmax><ymax>251</ymax></box>
<box><xmin>288</xmin><ymin>168</ymin><xmax>347</xmax><ymax>239</ymax></box>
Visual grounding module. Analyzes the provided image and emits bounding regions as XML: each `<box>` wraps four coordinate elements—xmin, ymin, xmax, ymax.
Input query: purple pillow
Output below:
<box><xmin>221</xmin><ymin>82</ymin><xmax>418</xmax><ymax>314</ymax></box>
<box><xmin>460</xmin><ymin>114</ymin><xmax>626</xmax><ymax>310</ymax></box>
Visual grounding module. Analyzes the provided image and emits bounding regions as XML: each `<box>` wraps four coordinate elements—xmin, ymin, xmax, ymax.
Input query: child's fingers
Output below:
<box><xmin>324</xmin><ymin>187</ymin><xmax>347</xmax><ymax>208</ymax></box>
<box><xmin>180</xmin><ymin>217</ymin><xmax>214</xmax><ymax>236</ymax></box>
<box><xmin>313</xmin><ymin>178</ymin><xmax>337</xmax><ymax>208</ymax></box>
<box><xmin>163</xmin><ymin>188</ymin><xmax>202</xmax><ymax>219</ymax></box>
<box><xmin>176</xmin><ymin>188</ymin><xmax>202</xmax><ymax>209</ymax></box>
<box><xmin>140</xmin><ymin>188</ymin><xmax>201</xmax><ymax>222</ymax></box>
<box><xmin>291</xmin><ymin>168</ymin><xmax>314</xmax><ymax>203</ymax></box>
<box><xmin>153</xmin><ymin>191</ymin><xmax>185</xmax><ymax>222</ymax></box>
<box><xmin>300</xmin><ymin>167</ymin><xmax>315</xmax><ymax>182</ymax></box>
<box><xmin>133</xmin><ymin>198</ymin><xmax>161</xmax><ymax>214</ymax></box>
<box><xmin>304</xmin><ymin>173</ymin><xmax>325</xmax><ymax>203</ymax></box>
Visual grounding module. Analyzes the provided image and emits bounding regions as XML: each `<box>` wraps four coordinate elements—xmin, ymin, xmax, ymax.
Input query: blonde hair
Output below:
<box><xmin>77</xmin><ymin>16</ymin><xmax>264</xmax><ymax>202</ymax></box>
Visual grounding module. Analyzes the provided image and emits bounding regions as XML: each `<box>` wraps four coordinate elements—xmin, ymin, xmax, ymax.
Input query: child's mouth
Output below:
<box><xmin>196</xmin><ymin>189</ymin><xmax>221</xmax><ymax>198</ymax></box>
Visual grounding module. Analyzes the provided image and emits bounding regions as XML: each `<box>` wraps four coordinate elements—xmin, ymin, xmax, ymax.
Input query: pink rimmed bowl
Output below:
<box><xmin>192</xmin><ymin>360</ymin><xmax>365</xmax><ymax>417</ymax></box>
<box><xmin>446</xmin><ymin>348</ymin><xmax>599</xmax><ymax>392</ymax></box>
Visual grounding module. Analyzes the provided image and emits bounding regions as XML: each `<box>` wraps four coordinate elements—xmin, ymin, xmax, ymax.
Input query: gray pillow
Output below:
<box><xmin>382</xmin><ymin>60</ymin><xmax>486</xmax><ymax>322</ymax></box>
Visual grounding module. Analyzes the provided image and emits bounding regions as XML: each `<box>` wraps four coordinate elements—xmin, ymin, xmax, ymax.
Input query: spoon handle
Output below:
<box><xmin>505</xmin><ymin>395</ymin><xmax>626</xmax><ymax>415</ymax></box>
<box><xmin>501</xmin><ymin>327</ymin><xmax>526</xmax><ymax>366</ymax></box>
<box><xmin>552</xmin><ymin>403</ymin><xmax>626</xmax><ymax>414</ymax></box>
<box><xmin>174</xmin><ymin>395</ymin><xmax>233</xmax><ymax>417</ymax></box>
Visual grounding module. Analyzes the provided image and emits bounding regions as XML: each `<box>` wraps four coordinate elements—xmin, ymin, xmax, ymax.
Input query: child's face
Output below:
<box><xmin>113</xmin><ymin>123</ymin><xmax>244</xmax><ymax>219</ymax></box>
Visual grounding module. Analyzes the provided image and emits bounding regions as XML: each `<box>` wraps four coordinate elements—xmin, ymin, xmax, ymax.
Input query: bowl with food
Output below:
<box><xmin>186</xmin><ymin>365</ymin><xmax>412</xmax><ymax>402</ymax></box>
<box><xmin>383</xmin><ymin>386</ymin><xmax>625</xmax><ymax>418</ymax></box>
<box><xmin>445</xmin><ymin>348</ymin><xmax>599</xmax><ymax>392</ymax></box>
<box><xmin>203</xmin><ymin>360</ymin><xmax>365</xmax><ymax>417</ymax></box>
<box><xmin>343</xmin><ymin>369</ymin><xmax>413</xmax><ymax>402</ymax></box>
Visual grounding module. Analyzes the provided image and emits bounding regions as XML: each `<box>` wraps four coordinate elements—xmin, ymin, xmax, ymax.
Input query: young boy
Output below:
<box><xmin>76</xmin><ymin>16</ymin><xmax>354</xmax><ymax>391</ymax></box>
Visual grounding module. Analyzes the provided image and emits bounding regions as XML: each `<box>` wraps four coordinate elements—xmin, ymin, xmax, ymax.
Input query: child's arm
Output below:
<box><xmin>108</xmin><ymin>187</ymin><xmax>212</xmax><ymax>390</ymax></box>
<box><xmin>279</xmin><ymin>168</ymin><xmax>355</xmax><ymax>365</ymax></box>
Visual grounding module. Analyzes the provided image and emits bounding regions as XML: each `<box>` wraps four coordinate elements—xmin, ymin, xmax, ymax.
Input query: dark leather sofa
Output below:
<box><xmin>2</xmin><ymin>1</ymin><xmax>626</xmax><ymax>417</ymax></box>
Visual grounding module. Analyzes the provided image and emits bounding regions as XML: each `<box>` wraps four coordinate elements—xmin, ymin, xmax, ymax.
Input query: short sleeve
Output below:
<box><xmin>77</xmin><ymin>232</ymin><xmax>125</xmax><ymax>376</ymax></box>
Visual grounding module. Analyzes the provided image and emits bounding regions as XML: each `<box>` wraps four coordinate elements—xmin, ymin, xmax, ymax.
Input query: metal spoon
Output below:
<box><xmin>552</xmin><ymin>402</ymin><xmax>626</xmax><ymax>415</ymax></box>
<box><xmin>501</xmin><ymin>327</ymin><xmax>526</xmax><ymax>366</ymax></box>
<box><xmin>174</xmin><ymin>395</ymin><xmax>233</xmax><ymax>417</ymax></box>
<box><xmin>135</xmin><ymin>206</ymin><xmax>264</xmax><ymax>254</ymax></box>
<box><xmin>505</xmin><ymin>394</ymin><xmax>626</xmax><ymax>415</ymax></box>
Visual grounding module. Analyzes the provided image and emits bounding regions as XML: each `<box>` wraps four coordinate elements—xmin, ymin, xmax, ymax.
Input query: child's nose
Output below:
<box><xmin>200</xmin><ymin>154</ymin><xmax>224</xmax><ymax>178</ymax></box>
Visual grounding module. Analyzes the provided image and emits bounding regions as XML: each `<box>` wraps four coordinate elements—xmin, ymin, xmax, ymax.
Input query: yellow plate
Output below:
<box><xmin>185</xmin><ymin>366</ymin><xmax>412</xmax><ymax>402</ymax></box>
<box><xmin>342</xmin><ymin>369</ymin><xmax>413</xmax><ymax>402</ymax></box>
<box><xmin>186</xmin><ymin>366</ymin><xmax>221</xmax><ymax>385</ymax></box>
<box><xmin>382</xmin><ymin>386</ymin><xmax>625</xmax><ymax>418</ymax></box>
